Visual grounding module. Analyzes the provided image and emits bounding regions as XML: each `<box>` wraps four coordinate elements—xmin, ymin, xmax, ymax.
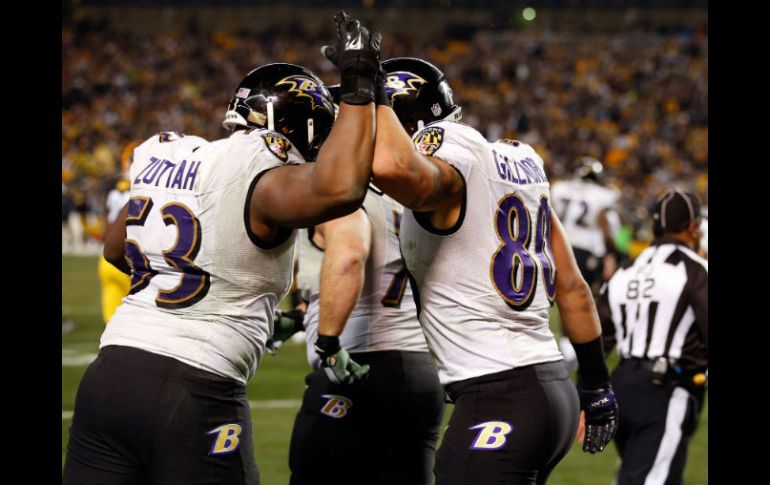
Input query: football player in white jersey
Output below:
<box><xmin>550</xmin><ymin>158</ymin><xmax>621</xmax><ymax>370</ymax></box>
<box><xmin>63</xmin><ymin>13</ymin><xmax>382</xmax><ymax>485</ymax></box>
<box><xmin>288</xmin><ymin>189</ymin><xmax>444</xmax><ymax>485</ymax></box>
<box><xmin>370</xmin><ymin>57</ymin><xmax>618</xmax><ymax>485</ymax></box>
<box><xmin>550</xmin><ymin>158</ymin><xmax>621</xmax><ymax>291</ymax></box>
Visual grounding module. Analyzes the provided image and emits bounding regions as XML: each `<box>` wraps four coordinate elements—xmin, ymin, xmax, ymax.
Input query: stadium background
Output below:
<box><xmin>61</xmin><ymin>0</ymin><xmax>708</xmax><ymax>482</ymax></box>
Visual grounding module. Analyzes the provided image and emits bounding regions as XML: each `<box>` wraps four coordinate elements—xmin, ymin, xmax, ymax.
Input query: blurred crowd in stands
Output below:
<box><xmin>62</xmin><ymin>13</ymin><xmax>707</xmax><ymax>255</ymax></box>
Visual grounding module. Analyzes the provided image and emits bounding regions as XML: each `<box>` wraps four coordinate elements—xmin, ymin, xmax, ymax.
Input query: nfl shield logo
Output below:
<box><xmin>431</xmin><ymin>103</ymin><xmax>442</xmax><ymax>116</ymax></box>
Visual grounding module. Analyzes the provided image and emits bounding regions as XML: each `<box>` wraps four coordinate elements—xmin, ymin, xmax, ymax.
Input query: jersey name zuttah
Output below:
<box><xmin>300</xmin><ymin>191</ymin><xmax>427</xmax><ymax>369</ymax></box>
<box><xmin>401</xmin><ymin>122</ymin><xmax>563</xmax><ymax>385</ymax></box>
<box><xmin>101</xmin><ymin>129</ymin><xmax>304</xmax><ymax>384</ymax></box>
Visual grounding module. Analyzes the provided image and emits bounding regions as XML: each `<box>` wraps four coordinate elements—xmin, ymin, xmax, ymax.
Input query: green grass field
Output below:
<box><xmin>62</xmin><ymin>255</ymin><xmax>707</xmax><ymax>484</ymax></box>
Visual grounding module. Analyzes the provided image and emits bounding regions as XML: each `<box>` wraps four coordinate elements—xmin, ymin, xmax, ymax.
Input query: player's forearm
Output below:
<box><xmin>372</xmin><ymin>106</ymin><xmax>460</xmax><ymax>212</ymax></box>
<box><xmin>372</xmin><ymin>106</ymin><xmax>423</xmax><ymax>206</ymax></box>
<box><xmin>311</xmin><ymin>103</ymin><xmax>375</xmax><ymax>212</ymax></box>
<box><xmin>556</xmin><ymin>279</ymin><xmax>602</xmax><ymax>344</ymax></box>
<box><xmin>317</xmin><ymin>247</ymin><xmax>367</xmax><ymax>337</ymax></box>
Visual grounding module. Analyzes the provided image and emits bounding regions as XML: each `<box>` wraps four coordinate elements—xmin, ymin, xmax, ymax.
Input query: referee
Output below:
<box><xmin>597</xmin><ymin>190</ymin><xmax>707</xmax><ymax>485</ymax></box>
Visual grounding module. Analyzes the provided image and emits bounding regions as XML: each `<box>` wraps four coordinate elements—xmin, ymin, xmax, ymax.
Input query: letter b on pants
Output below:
<box><xmin>469</xmin><ymin>421</ymin><xmax>513</xmax><ymax>450</ymax></box>
<box><xmin>320</xmin><ymin>394</ymin><xmax>353</xmax><ymax>419</ymax></box>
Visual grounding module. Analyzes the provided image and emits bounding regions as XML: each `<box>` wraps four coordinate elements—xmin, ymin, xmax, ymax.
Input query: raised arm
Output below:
<box><xmin>250</xmin><ymin>12</ymin><xmax>381</xmax><ymax>237</ymax></box>
<box><xmin>372</xmin><ymin>106</ymin><xmax>464</xmax><ymax>227</ymax></box>
<box><xmin>251</xmin><ymin>102</ymin><xmax>376</xmax><ymax>231</ymax></box>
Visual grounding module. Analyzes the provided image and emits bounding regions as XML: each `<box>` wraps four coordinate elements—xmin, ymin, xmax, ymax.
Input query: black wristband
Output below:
<box><xmin>336</xmin><ymin>50</ymin><xmax>379</xmax><ymax>105</ymax></box>
<box><xmin>374</xmin><ymin>69</ymin><xmax>390</xmax><ymax>107</ymax></box>
<box><xmin>340</xmin><ymin>74</ymin><xmax>376</xmax><ymax>105</ymax></box>
<box><xmin>314</xmin><ymin>334</ymin><xmax>341</xmax><ymax>357</ymax></box>
<box><xmin>573</xmin><ymin>337</ymin><xmax>611</xmax><ymax>389</ymax></box>
<box><xmin>283</xmin><ymin>309</ymin><xmax>305</xmax><ymax>334</ymax></box>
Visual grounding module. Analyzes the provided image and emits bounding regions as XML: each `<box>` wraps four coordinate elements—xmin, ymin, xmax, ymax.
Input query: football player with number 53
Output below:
<box><xmin>63</xmin><ymin>12</ymin><xmax>382</xmax><ymax>485</ymax></box>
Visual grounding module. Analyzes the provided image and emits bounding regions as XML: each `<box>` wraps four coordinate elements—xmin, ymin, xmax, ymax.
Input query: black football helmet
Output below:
<box><xmin>381</xmin><ymin>57</ymin><xmax>462</xmax><ymax>136</ymax></box>
<box><xmin>574</xmin><ymin>156</ymin><xmax>604</xmax><ymax>182</ymax></box>
<box><xmin>327</xmin><ymin>84</ymin><xmax>341</xmax><ymax>117</ymax></box>
<box><xmin>222</xmin><ymin>63</ymin><xmax>335</xmax><ymax>162</ymax></box>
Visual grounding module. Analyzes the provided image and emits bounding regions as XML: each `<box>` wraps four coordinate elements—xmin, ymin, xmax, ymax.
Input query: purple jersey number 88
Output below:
<box><xmin>490</xmin><ymin>194</ymin><xmax>556</xmax><ymax>310</ymax></box>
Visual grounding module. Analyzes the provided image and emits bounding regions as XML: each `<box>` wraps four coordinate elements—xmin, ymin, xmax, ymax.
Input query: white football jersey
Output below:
<box><xmin>101</xmin><ymin>129</ymin><xmax>305</xmax><ymax>384</ymax></box>
<box><xmin>550</xmin><ymin>178</ymin><xmax>619</xmax><ymax>257</ymax></box>
<box><xmin>302</xmin><ymin>191</ymin><xmax>427</xmax><ymax>369</ymax></box>
<box><xmin>401</xmin><ymin>122</ymin><xmax>563</xmax><ymax>386</ymax></box>
<box><xmin>295</xmin><ymin>228</ymin><xmax>323</xmax><ymax>304</ymax></box>
<box><xmin>105</xmin><ymin>187</ymin><xmax>130</xmax><ymax>224</ymax></box>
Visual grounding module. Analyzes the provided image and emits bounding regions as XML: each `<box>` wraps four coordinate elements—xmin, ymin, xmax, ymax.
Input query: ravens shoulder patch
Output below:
<box><xmin>413</xmin><ymin>126</ymin><xmax>445</xmax><ymax>157</ymax></box>
<box><xmin>261</xmin><ymin>132</ymin><xmax>292</xmax><ymax>162</ymax></box>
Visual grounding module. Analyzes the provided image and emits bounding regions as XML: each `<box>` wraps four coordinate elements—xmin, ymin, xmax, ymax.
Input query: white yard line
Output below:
<box><xmin>62</xmin><ymin>400</ymin><xmax>301</xmax><ymax>420</ymax></box>
<box><xmin>247</xmin><ymin>399</ymin><xmax>301</xmax><ymax>409</ymax></box>
<box><xmin>61</xmin><ymin>349</ymin><xmax>98</xmax><ymax>367</ymax></box>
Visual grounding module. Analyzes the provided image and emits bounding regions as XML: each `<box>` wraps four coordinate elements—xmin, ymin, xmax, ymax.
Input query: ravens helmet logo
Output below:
<box><xmin>276</xmin><ymin>76</ymin><xmax>334</xmax><ymax>113</ymax></box>
<box><xmin>385</xmin><ymin>71</ymin><xmax>428</xmax><ymax>103</ymax></box>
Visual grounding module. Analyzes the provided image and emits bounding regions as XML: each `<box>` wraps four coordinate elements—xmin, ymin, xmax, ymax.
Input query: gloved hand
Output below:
<box><xmin>265</xmin><ymin>309</ymin><xmax>305</xmax><ymax>356</ymax></box>
<box><xmin>314</xmin><ymin>335</ymin><xmax>370</xmax><ymax>384</ymax></box>
<box><xmin>577</xmin><ymin>384</ymin><xmax>619</xmax><ymax>453</ymax></box>
<box><xmin>321</xmin><ymin>11</ymin><xmax>382</xmax><ymax>105</ymax></box>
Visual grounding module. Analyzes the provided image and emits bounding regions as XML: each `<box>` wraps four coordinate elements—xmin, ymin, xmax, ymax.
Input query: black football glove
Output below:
<box><xmin>321</xmin><ymin>11</ymin><xmax>382</xmax><ymax>105</ymax></box>
<box><xmin>374</xmin><ymin>68</ymin><xmax>390</xmax><ymax>107</ymax></box>
<box><xmin>577</xmin><ymin>384</ymin><xmax>619</xmax><ymax>454</ymax></box>
<box><xmin>314</xmin><ymin>335</ymin><xmax>370</xmax><ymax>385</ymax></box>
<box><xmin>265</xmin><ymin>309</ymin><xmax>305</xmax><ymax>355</ymax></box>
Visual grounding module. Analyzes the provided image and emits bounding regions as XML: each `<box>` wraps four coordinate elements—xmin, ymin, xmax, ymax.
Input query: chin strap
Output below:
<box><xmin>267</xmin><ymin>101</ymin><xmax>275</xmax><ymax>131</ymax></box>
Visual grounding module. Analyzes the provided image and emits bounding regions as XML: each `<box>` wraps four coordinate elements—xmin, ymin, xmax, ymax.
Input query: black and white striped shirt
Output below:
<box><xmin>598</xmin><ymin>238</ymin><xmax>708</xmax><ymax>373</ymax></box>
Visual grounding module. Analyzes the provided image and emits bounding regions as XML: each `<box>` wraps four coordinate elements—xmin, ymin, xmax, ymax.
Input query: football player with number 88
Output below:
<box><xmin>371</xmin><ymin>57</ymin><xmax>618</xmax><ymax>484</ymax></box>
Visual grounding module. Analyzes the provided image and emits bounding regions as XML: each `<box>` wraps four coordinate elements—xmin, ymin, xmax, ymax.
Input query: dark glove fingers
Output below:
<box><xmin>332</xmin><ymin>11</ymin><xmax>352</xmax><ymax>33</ymax></box>
<box><xmin>583</xmin><ymin>425</ymin><xmax>595</xmax><ymax>453</ymax></box>
<box><xmin>340</xmin><ymin>17</ymin><xmax>360</xmax><ymax>37</ymax></box>
<box><xmin>595</xmin><ymin>424</ymin><xmax>608</xmax><ymax>452</ymax></box>
<box><xmin>370</xmin><ymin>31</ymin><xmax>382</xmax><ymax>52</ymax></box>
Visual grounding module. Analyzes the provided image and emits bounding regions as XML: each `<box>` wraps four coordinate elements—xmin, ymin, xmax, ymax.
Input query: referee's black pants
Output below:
<box><xmin>611</xmin><ymin>359</ymin><xmax>705</xmax><ymax>485</ymax></box>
